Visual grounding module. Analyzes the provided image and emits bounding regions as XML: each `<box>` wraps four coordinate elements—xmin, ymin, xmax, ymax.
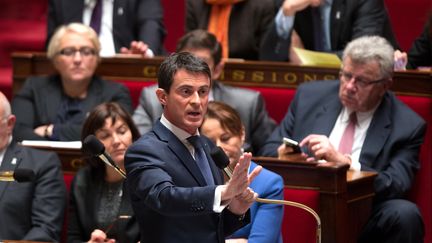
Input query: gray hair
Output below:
<box><xmin>342</xmin><ymin>36</ymin><xmax>394</xmax><ymax>79</ymax></box>
<box><xmin>47</xmin><ymin>23</ymin><xmax>101</xmax><ymax>59</ymax></box>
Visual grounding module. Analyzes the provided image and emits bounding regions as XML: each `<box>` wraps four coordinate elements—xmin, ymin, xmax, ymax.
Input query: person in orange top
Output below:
<box><xmin>186</xmin><ymin>0</ymin><xmax>276</xmax><ymax>60</ymax></box>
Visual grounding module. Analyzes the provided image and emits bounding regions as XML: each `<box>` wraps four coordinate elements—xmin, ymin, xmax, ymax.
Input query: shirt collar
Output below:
<box><xmin>341</xmin><ymin>102</ymin><xmax>381</xmax><ymax>126</ymax></box>
<box><xmin>160</xmin><ymin>114</ymin><xmax>199</xmax><ymax>142</ymax></box>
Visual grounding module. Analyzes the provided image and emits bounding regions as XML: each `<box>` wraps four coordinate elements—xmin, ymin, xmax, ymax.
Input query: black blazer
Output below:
<box><xmin>407</xmin><ymin>21</ymin><xmax>432</xmax><ymax>69</ymax></box>
<box><xmin>0</xmin><ymin>142</ymin><xmax>66</xmax><ymax>242</ymax></box>
<box><xmin>261</xmin><ymin>0</ymin><xmax>399</xmax><ymax>61</ymax></box>
<box><xmin>47</xmin><ymin>0</ymin><xmax>166</xmax><ymax>55</ymax></box>
<box><xmin>67</xmin><ymin>166</ymin><xmax>139</xmax><ymax>243</ymax></box>
<box><xmin>12</xmin><ymin>75</ymin><xmax>133</xmax><ymax>141</ymax></box>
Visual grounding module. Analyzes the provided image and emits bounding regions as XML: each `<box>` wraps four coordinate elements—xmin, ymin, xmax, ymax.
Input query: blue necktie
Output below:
<box><xmin>187</xmin><ymin>136</ymin><xmax>215</xmax><ymax>185</ymax></box>
<box><xmin>90</xmin><ymin>0</ymin><xmax>102</xmax><ymax>34</ymax></box>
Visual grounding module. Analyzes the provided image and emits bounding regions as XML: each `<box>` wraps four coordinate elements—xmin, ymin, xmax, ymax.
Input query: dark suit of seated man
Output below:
<box><xmin>125</xmin><ymin>52</ymin><xmax>262</xmax><ymax>243</ymax></box>
<box><xmin>132</xmin><ymin>30</ymin><xmax>276</xmax><ymax>154</ymax></box>
<box><xmin>0</xmin><ymin>91</ymin><xmax>67</xmax><ymax>242</ymax></box>
<box><xmin>261</xmin><ymin>0</ymin><xmax>399</xmax><ymax>61</ymax></box>
<box><xmin>259</xmin><ymin>36</ymin><xmax>426</xmax><ymax>243</ymax></box>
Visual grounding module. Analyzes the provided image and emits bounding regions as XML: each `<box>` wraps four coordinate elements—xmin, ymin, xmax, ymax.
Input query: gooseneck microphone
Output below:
<box><xmin>210</xmin><ymin>146</ymin><xmax>322</xmax><ymax>243</ymax></box>
<box><xmin>82</xmin><ymin>135</ymin><xmax>126</xmax><ymax>178</ymax></box>
<box><xmin>0</xmin><ymin>169</ymin><xmax>35</xmax><ymax>182</ymax></box>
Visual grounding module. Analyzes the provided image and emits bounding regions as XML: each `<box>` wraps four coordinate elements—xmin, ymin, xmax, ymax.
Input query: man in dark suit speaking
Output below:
<box><xmin>0</xmin><ymin>91</ymin><xmax>67</xmax><ymax>242</ymax></box>
<box><xmin>133</xmin><ymin>30</ymin><xmax>276</xmax><ymax>153</ymax></box>
<box><xmin>259</xmin><ymin>36</ymin><xmax>425</xmax><ymax>243</ymax></box>
<box><xmin>125</xmin><ymin>52</ymin><xmax>262</xmax><ymax>243</ymax></box>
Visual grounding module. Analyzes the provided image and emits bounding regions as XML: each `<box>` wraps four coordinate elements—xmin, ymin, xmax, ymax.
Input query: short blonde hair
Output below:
<box><xmin>47</xmin><ymin>23</ymin><xmax>101</xmax><ymax>59</ymax></box>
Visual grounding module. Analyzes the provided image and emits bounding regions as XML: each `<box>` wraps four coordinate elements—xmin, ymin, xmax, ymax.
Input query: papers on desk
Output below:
<box><xmin>20</xmin><ymin>140</ymin><xmax>82</xmax><ymax>149</ymax></box>
<box><xmin>293</xmin><ymin>47</ymin><xmax>341</xmax><ymax>68</ymax></box>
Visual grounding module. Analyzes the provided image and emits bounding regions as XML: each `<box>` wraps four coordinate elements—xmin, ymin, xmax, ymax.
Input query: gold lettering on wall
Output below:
<box><xmin>143</xmin><ymin>66</ymin><xmax>157</xmax><ymax>78</ymax></box>
<box><xmin>284</xmin><ymin>73</ymin><xmax>297</xmax><ymax>84</ymax></box>
<box><xmin>304</xmin><ymin>74</ymin><xmax>318</xmax><ymax>81</ymax></box>
<box><xmin>232</xmin><ymin>70</ymin><xmax>245</xmax><ymax>81</ymax></box>
<box><xmin>71</xmin><ymin>159</ymin><xmax>86</xmax><ymax>170</ymax></box>
<box><xmin>251</xmin><ymin>71</ymin><xmax>264</xmax><ymax>82</ymax></box>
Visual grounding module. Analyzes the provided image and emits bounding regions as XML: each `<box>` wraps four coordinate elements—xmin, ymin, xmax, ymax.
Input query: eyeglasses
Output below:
<box><xmin>339</xmin><ymin>71</ymin><xmax>388</xmax><ymax>88</ymax></box>
<box><xmin>57</xmin><ymin>47</ymin><xmax>97</xmax><ymax>57</ymax></box>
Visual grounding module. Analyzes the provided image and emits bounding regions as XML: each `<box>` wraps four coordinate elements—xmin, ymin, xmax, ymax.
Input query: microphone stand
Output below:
<box><xmin>255</xmin><ymin>197</ymin><xmax>321</xmax><ymax>243</ymax></box>
<box><xmin>223</xmin><ymin>163</ymin><xmax>321</xmax><ymax>243</ymax></box>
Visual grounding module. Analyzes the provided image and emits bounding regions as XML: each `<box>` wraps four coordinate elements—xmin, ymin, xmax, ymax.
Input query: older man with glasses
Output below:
<box><xmin>12</xmin><ymin>23</ymin><xmax>132</xmax><ymax>142</ymax></box>
<box><xmin>259</xmin><ymin>35</ymin><xmax>426</xmax><ymax>243</ymax></box>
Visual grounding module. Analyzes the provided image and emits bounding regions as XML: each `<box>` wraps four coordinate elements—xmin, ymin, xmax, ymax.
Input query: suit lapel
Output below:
<box><xmin>360</xmin><ymin>94</ymin><xmax>392</xmax><ymax>168</ymax></box>
<box><xmin>311</xmin><ymin>96</ymin><xmax>342</xmax><ymax>136</ymax></box>
<box><xmin>0</xmin><ymin>142</ymin><xmax>22</xmax><ymax>201</ymax></box>
<box><xmin>43</xmin><ymin>77</ymin><xmax>63</xmax><ymax>123</ymax></box>
<box><xmin>211</xmin><ymin>81</ymin><xmax>224</xmax><ymax>101</ymax></box>
<box><xmin>330</xmin><ymin>0</ymin><xmax>345</xmax><ymax>49</ymax></box>
<box><xmin>153</xmin><ymin>121</ymin><xmax>209</xmax><ymax>186</ymax></box>
<box><xmin>64</xmin><ymin>0</ymin><xmax>85</xmax><ymax>22</ymax></box>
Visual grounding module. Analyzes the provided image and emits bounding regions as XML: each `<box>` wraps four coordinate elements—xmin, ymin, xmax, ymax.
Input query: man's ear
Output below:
<box><xmin>212</xmin><ymin>60</ymin><xmax>225</xmax><ymax>80</ymax></box>
<box><xmin>156</xmin><ymin>88</ymin><xmax>167</xmax><ymax>106</ymax></box>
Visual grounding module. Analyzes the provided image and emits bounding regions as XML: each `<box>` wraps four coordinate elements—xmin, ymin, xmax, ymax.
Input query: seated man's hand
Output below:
<box><xmin>282</xmin><ymin>0</ymin><xmax>322</xmax><ymax>16</ymax></box>
<box><xmin>277</xmin><ymin>143</ymin><xmax>307</xmax><ymax>161</ymax></box>
<box><xmin>393</xmin><ymin>50</ymin><xmax>407</xmax><ymax>70</ymax></box>
<box><xmin>120</xmin><ymin>41</ymin><xmax>154</xmax><ymax>58</ymax></box>
<box><xmin>88</xmin><ymin>229</ymin><xmax>115</xmax><ymax>243</ymax></box>
<box><xmin>300</xmin><ymin>134</ymin><xmax>351</xmax><ymax>165</ymax></box>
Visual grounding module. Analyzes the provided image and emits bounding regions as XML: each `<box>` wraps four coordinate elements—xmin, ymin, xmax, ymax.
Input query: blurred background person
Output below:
<box><xmin>12</xmin><ymin>23</ymin><xmax>133</xmax><ymax>142</ymax></box>
<box><xmin>0</xmin><ymin>91</ymin><xmax>66</xmax><ymax>242</ymax></box>
<box><xmin>47</xmin><ymin>0</ymin><xmax>166</xmax><ymax>57</ymax></box>
<box><xmin>133</xmin><ymin>30</ymin><xmax>276</xmax><ymax>153</ymax></box>
<box><xmin>186</xmin><ymin>0</ymin><xmax>276</xmax><ymax>60</ymax></box>
<box><xmin>261</xmin><ymin>0</ymin><xmax>399</xmax><ymax>62</ymax></box>
<box><xmin>68</xmin><ymin>102</ymin><xmax>140</xmax><ymax>243</ymax></box>
<box><xmin>394</xmin><ymin>11</ymin><xmax>432</xmax><ymax>70</ymax></box>
<box><xmin>201</xmin><ymin>101</ymin><xmax>284</xmax><ymax>243</ymax></box>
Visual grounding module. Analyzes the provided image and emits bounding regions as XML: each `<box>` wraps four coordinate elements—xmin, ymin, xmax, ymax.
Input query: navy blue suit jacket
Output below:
<box><xmin>259</xmin><ymin>81</ymin><xmax>426</xmax><ymax>202</ymax></box>
<box><xmin>0</xmin><ymin>142</ymin><xmax>67</xmax><ymax>242</ymax></box>
<box><xmin>125</xmin><ymin>120</ymin><xmax>249</xmax><ymax>243</ymax></box>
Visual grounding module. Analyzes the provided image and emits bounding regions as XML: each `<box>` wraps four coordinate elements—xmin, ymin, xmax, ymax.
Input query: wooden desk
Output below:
<box><xmin>23</xmin><ymin>144</ymin><xmax>376</xmax><ymax>243</ymax></box>
<box><xmin>12</xmin><ymin>52</ymin><xmax>431</xmax><ymax>97</ymax></box>
<box><xmin>253</xmin><ymin>157</ymin><xmax>377</xmax><ymax>243</ymax></box>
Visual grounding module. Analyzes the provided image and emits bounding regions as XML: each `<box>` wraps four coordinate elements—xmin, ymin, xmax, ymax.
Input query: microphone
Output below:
<box><xmin>210</xmin><ymin>146</ymin><xmax>232</xmax><ymax>178</ymax></box>
<box><xmin>82</xmin><ymin>135</ymin><xmax>126</xmax><ymax>178</ymax></box>
<box><xmin>0</xmin><ymin>169</ymin><xmax>35</xmax><ymax>182</ymax></box>
<box><xmin>210</xmin><ymin>146</ymin><xmax>322</xmax><ymax>243</ymax></box>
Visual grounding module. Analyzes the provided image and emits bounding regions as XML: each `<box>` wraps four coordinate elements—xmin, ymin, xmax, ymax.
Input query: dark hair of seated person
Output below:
<box><xmin>81</xmin><ymin>102</ymin><xmax>140</xmax><ymax>174</ymax></box>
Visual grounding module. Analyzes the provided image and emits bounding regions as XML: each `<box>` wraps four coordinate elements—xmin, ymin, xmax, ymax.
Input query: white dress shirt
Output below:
<box><xmin>329</xmin><ymin>106</ymin><xmax>378</xmax><ymax>170</ymax></box>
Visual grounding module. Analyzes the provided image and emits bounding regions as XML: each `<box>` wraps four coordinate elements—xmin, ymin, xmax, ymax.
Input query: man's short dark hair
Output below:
<box><xmin>158</xmin><ymin>52</ymin><xmax>212</xmax><ymax>93</ymax></box>
<box><xmin>176</xmin><ymin>30</ymin><xmax>222</xmax><ymax>66</ymax></box>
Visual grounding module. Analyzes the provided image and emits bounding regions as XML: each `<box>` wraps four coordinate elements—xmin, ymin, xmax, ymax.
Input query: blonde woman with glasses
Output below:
<box><xmin>12</xmin><ymin>23</ymin><xmax>132</xmax><ymax>142</ymax></box>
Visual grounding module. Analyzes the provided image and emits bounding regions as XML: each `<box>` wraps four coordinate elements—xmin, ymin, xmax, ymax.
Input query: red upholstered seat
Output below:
<box><xmin>397</xmin><ymin>95</ymin><xmax>432</xmax><ymax>241</ymax></box>
<box><xmin>117</xmin><ymin>80</ymin><xmax>156</xmax><ymax>108</ymax></box>
<box><xmin>282</xmin><ymin>188</ymin><xmax>320</xmax><ymax>243</ymax></box>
